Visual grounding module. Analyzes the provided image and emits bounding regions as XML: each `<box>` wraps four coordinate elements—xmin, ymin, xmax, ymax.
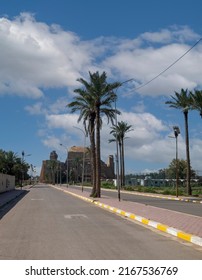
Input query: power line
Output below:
<box><xmin>128</xmin><ymin>37</ymin><xmax>202</xmax><ymax>93</ymax></box>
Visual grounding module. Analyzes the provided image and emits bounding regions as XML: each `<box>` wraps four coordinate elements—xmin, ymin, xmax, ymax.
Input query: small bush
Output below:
<box><xmin>101</xmin><ymin>181</ymin><xmax>116</xmax><ymax>189</ymax></box>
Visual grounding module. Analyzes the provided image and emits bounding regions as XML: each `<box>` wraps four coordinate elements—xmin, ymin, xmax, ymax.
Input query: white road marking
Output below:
<box><xmin>64</xmin><ymin>214</ymin><xmax>88</xmax><ymax>219</ymax></box>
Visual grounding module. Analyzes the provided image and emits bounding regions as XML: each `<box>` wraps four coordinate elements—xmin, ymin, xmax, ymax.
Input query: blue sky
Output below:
<box><xmin>1</xmin><ymin>0</ymin><xmax>202</xmax><ymax>176</ymax></box>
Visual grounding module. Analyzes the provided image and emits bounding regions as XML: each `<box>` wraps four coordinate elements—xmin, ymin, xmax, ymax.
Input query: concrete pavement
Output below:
<box><xmin>1</xmin><ymin>184</ymin><xmax>202</xmax><ymax>247</ymax></box>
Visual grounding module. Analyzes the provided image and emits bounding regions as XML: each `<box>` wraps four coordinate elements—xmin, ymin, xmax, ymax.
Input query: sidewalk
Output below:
<box><xmin>52</xmin><ymin>185</ymin><xmax>202</xmax><ymax>247</ymax></box>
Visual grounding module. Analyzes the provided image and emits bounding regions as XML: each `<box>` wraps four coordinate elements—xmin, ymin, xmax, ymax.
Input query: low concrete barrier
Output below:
<box><xmin>0</xmin><ymin>173</ymin><xmax>15</xmax><ymax>193</ymax></box>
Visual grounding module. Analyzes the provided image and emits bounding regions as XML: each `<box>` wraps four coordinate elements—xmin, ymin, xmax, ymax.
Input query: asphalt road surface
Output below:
<box><xmin>0</xmin><ymin>184</ymin><xmax>201</xmax><ymax>260</ymax></box>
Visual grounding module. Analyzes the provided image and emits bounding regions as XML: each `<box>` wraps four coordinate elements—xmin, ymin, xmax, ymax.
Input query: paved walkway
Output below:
<box><xmin>1</xmin><ymin>185</ymin><xmax>202</xmax><ymax>247</ymax></box>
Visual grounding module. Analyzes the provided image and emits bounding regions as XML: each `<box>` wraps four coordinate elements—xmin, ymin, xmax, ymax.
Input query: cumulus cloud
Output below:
<box><xmin>42</xmin><ymin>135</ymin><xmax>62</xmax><ymax>150</ymax></box>
<box><xmin>139</xmin><ymin>26</ymin><xmax>199</xmax><ymax>44</ymax></box>
<box><xmin>25</xmin><ymin>102</ymin><xmax>47</xmax><ymax>115</ymax></box>
<box><xmin>46</xmin><ymin>113</ymin><xmax>79</xmax><ymax>130</ymax></box>
<box><xmin>103</xmin><ymin>40</ymin><xmax>202</xmax><ymax>96</ymax></box>
<box><xmin>0</xmin><ymin>13</ymin><xmax>94</xmax><ymax>98</ymax></box>
<box><xmin>100</xmin><ymin>110</ymin><xmax>170</xmax><ymax>161</ymax></box>
<box><xmin>1</xmin><ymin>13</ymin><xmax>201</xmax><ymax>99</ymax></box>
<box><xmin>25</xmin><ymin>97</ymin><xmax>68</xmax><ymax>115</ymax></box>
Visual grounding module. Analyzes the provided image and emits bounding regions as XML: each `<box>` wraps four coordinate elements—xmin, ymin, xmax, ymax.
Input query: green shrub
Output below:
<box><xmin>101</xmin><ymin>181</ymin><xmax>116</xmax><ymax>189</ymax></box>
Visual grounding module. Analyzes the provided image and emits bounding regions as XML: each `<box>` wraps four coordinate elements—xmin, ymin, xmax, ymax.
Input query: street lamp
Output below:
<box><xmin>173</xmin><ymin>126</ymin><xmax>180</xmax><ymax>197</ymax></box>
<box><xmin>114</xmin><ymin>79</ymin><xmax>134</xmax><ymax>201</ymax></box>
<box><xmin>60</xmin><ymin>144</ymin><xmax>68</xmax><ymax>187</ymax></box>
<box><xmin>114</xmin><ymin>96</ymin><xmax>121</xmax><ymax>201</ymax></box>
<box><xmin>73</xmin><ymin>126</ymin><xmax>87</xmax><ymax>192</ymax></box>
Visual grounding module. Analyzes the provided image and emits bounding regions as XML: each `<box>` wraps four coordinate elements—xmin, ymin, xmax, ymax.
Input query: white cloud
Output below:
<box><xmin>0</xmin><ymin>13</ymin><xmax>94</xmax><ymax>98</ymax></box>
<box><xmin>42</xmin><ymin>135</ymin><xmax>62</xmax><ymax>149</ymax></box>
<box><xmin>189</xmin><ymin>138</ymin><xmax>202</xmax><ymax>172</ymax></box>
<box><xmin>139</xmin><ymin>26</ymin><xmax>199</xmax><ymax>44</ymax></box>
<box><xmin>25</xmin><ymin>102</ymin><xmax>47</xmax><ymax>115</ymax></box>
<box><xmin>25</xmin><ymin>97</ymin><xmax>69</xmax><ymax>116</ymax></box>
<box><xmin>46</xmin><ymin>113</ymin><xmax>79</xmax><ymax>129</ymax></box>
<box><xmin>104</xmin><ymin>44</ymin><xmax>202</xmax><ymax>96</ymax></box>
<box><xmin>1</xmin><ymin>14</ymin><xmax>201</xmax><ymax>100</ymax></box>
<box><xmin>95</xmin><ymin>110</ymin><xmax>170</xmax><ymax>162</ymax></box>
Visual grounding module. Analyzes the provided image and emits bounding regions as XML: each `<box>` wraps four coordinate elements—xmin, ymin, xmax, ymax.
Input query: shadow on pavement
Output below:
<box><xmin>0</xmin><ymin>190</ymin><xmax>29</xmax><ymax>220</ymax></box>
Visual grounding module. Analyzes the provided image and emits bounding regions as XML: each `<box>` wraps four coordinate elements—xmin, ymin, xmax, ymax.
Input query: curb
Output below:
<box><xmin>52</xmin><ymin>186</ymin><xmax>202</xmax><ymax>247</ymax></box>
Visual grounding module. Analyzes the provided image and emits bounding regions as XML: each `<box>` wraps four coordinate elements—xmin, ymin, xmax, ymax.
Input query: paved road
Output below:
<box><xmin>78</xmin><ymin>186</ymin><xmax>202</xmax><ymax>217</ymax></box>
<box><xmin>0</xmin><ymin>184</ymin><xmax>201</xmax><ymax>260</ymax></box>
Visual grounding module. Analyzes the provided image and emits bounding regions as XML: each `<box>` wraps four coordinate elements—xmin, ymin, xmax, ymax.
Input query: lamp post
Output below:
<box><xmin>73</xmin><ymin>126</ymin><xmax>87</xmax><ymax>192</ymax></box>
<box><xmin>60</xmin><ymin>144</ymin><xmax>68</xmax><ymax>187</ymax></box>
<box><xmin>114</xmin><ymin>79</ymin><xmax>134</xmax><ymax>201</ymax></box>
<box><xmin>173</xmin><ymin>126</ymin><xmax>180</xmax><ymax>197</ymax></box>
<box><xmin>114</xmin><ymin>96</ymin><xmax>121</xmax><ymax>201</ymax></box>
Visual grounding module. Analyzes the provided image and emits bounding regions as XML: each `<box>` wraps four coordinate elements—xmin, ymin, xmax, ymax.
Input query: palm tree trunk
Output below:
<box><xmin>119</xmin><ymin>141</ymin><xmax>123</xmax><ymax>187</ymax></box>
<box><xmin>184</xmin><ymin>111</ymin><xmax>192</xmax><ymax>195</ymax></box>
<box><xmin>89</xmin><ymin>119</ymin><xmax>96</xmax><ymax>197</ymax></box>
<box><xmin>95</xmin><ymin>107</ymin><xmax>101</xmax><ymax>197</ymax></box>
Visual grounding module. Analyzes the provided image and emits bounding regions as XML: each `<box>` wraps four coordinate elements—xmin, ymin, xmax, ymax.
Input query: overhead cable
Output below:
<box><xmin>129</xmin><ymin>37</ymin><xmax>202</xmax><ymax>93</ymax></box>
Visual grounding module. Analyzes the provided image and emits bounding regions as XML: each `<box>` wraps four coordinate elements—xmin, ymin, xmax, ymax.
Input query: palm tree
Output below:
<box><xmin>90</xmin><ymin>72</ymin><xmax>121</xmax><ymax>197</ymax></box>
<box><xmin>190</xmin><ymin>89</ymin><xmax>202</xmax><ymax>117</ymax></box>
<box><xmin>165</xmin><ymin>88</ymin><xmax>192</xmax><ymax>195</ymax></box>
<box><xmin>67</xmin><ymin>89</ymin><xmax>97</xmax><ymax>196</ymax></box>
<box><xmin>109</xmin><ymin>121</ymin><xmax>133</xmax><ymax>186</ymax></box>
<box><xmin>68</xmin><ymin>71</ymin><xmax>121</xmax><ymax>197</ymax></box>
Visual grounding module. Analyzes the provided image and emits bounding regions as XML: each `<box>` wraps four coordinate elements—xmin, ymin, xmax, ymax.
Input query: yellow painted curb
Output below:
<box><xmin>157</xmin><ymin>224</ymin><xmax>169</xmax><ymax>232</ymax></box>
<box><xmin>177</xmin><ymin>232</ymin><xmax>192</xmax><ymax>242</ymax></box>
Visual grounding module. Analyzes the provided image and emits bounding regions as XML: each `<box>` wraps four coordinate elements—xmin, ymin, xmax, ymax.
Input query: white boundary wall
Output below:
<box><xmin>0</xmin><ymin>173</ymin><xmax>15</xmax><ymax>193</ymax></box>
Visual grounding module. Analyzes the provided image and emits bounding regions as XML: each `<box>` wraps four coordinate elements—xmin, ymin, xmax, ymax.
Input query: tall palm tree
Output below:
<box><xmin>109</xmin><ymin>121</ymin><xmax>133</xmax><ymax>186</ymax></box>
<box><xmin>68</xmin><ymin>71</ymin><xmax>121</xmax><ymax>197</ymax></box>
<box><xmin>89</xmin><ymin>72</ymin><xmax>121</xmax><ymax>197</ymax></box>
<box><xmin>67</xmin><ymin>88</ymin><xmax>97</xmax><ymax>196</ymax></box>
<box><xmin>190</xmin><ymin>89</ymin><xmax>202</xmax><ymax>117</ymax></box>
<box><xmin>165</xmin><ymin>88</ymin><xmax>192</xmax><ymax>195</ymax></box>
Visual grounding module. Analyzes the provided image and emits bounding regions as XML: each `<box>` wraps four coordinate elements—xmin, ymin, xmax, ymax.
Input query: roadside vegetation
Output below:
<box><xmin>0</xmin><ymin>149</ymin><xmax>30</xmax><ymax>187</ymax></box>
<box><xmin>100</xmin><ymin>180</ymin><xmax>202</xmax><ymax>197</ymax></box>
